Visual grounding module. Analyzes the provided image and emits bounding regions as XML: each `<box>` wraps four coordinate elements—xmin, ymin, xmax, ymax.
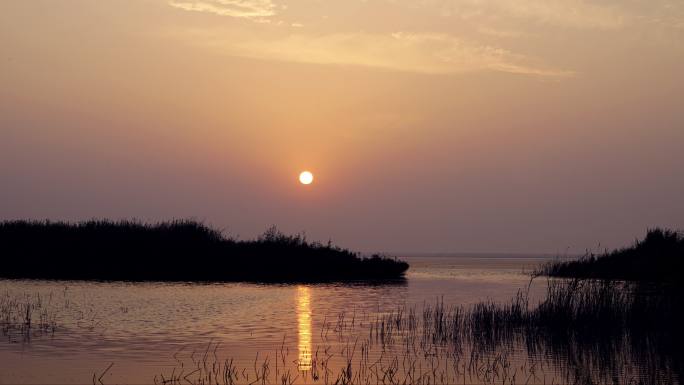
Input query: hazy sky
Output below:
<box><xmin>1</xmin><ymin>0</ymin><xmax>682</xmax><ymax>253</ymax></box>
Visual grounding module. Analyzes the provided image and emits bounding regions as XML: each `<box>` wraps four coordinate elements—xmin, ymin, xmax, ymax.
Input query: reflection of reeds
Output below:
<box><xmin>158</xmin><ymin>280</ymin><xmax>683</xmax><ymax>385</ymax></box>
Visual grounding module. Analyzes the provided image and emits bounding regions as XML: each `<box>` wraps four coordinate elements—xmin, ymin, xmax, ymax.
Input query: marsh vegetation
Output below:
<box><xmin>2</xmin><ymin>227</ymin><xmax>682</xmax><ymax>384</ymax></box>
<box><xmin>151</xmin><ymin>278</ymin><xmax>682</xmax><ymax>385</ymax></box>
<box><xmin>152</xmin><ymin>228</ymin><xmax>684</xmax><ymax>384</ymax></box>
<box><xmin>0</xmin><ymin>220</ymin><xmax>408</xmax><ymax>282</ymax></box>
<box><xmin>1</xmin><ymin>291</ymin><xmax>57</xmax><ymax>341</ymax></box>
<box><xmin>536</xmin><ymin>228</ymin><xmax>684</xmax><ymax>283</ymax></box>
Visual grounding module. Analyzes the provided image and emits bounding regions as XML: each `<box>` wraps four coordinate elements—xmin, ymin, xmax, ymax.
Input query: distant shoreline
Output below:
<box><xmin>0</xmin><ymin>220</ymin><xmax>409</xmax><ymax>283</ymax></box>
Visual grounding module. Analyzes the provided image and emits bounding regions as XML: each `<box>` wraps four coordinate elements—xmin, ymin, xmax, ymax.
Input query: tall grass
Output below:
<box><xmin>153</xmin><ymin>280</ymin><xmax>683</xmax><ymax>385</ymax></box>
<box><xmin>0</xmin><ymin>291</ymin><xmax>57</xmax><ymax>341</ymax></box>
<box><xmin>5</xmin><ymin>278</ymin><xmax>678</xmax><ymax>383</ymax></box>
<box><xmin>0</xmin><ymin>220</ymin><xmax>409</xmax><ymax>282</ymax></box>
<box><xmin>536</xmin><ymin>228</ymin><xmax>684</xmax><ymax>283</ymax></box>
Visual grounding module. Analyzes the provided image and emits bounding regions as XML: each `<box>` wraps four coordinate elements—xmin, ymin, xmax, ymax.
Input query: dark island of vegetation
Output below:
<box><xmin>536</xmin><ymin>228</ymin><xmax>684</xmax><ymax>283</ymax></box>
<box><xmin>0</xmin><ymin>220</ymin><xmax>409</xmax><ymax>282</ymax></box>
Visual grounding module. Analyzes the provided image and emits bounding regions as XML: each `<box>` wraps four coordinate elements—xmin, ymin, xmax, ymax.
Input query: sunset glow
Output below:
<box><xmin>1</xmin><ymin>0</ymin><xmax>682</xmax><ymax>252</ymax></box>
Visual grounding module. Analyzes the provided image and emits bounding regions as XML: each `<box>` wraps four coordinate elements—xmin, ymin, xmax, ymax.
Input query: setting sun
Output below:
<box><xmin>299</xmin><ymin>171</ymin><xmax>314</xmax><ymax>185</ymax></box>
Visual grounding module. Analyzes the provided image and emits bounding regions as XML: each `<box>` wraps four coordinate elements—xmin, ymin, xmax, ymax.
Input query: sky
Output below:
<box><xmin>1</xmin><ymin>0</ymin><xmax>683</xmax><ymax>254</ymax></box>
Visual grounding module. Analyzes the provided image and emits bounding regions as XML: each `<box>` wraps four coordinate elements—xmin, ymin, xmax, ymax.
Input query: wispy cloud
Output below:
<box><xmin>432</xmin><ymin>0</ymin><xmax>626</xmax><ymax>30</ymax></box>
<box><xmin>169</xmin><ymin>0</ymin><xmax>277</xmax><ymax>20</ymax></box>
<box><xmin>477</xmin><ymin>27</ymin><xmax>533</xmax><ymax>39</ymax></box>
<box><xmin>176</xmin><ymin>29</ymin><xmax>573</xmax><ymax>78</ymax></box>
<box><xmin>171</xmin><ymin>0</ymin><xmax>678</xmax><ymax>77</ymax></box>
<box><xmin>492</xmin><ymin>0</ymin><xmax>626</xmax><ymax>30</ymax></box>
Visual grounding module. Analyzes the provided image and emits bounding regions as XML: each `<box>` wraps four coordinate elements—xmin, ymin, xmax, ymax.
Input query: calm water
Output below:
<box><xmin>0</xmin><ymin>255</ymin><xmax>550</xmax><ymax>384</ymax></box>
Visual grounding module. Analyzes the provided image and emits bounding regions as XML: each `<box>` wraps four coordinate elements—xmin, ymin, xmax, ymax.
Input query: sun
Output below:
<box><xmin>299</xmin><ymin>171</ymin><xmax>314</xmax><ymax>185</ymax></box>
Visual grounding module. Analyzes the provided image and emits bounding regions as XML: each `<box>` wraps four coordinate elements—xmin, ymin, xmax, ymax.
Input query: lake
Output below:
<box><xmin>0</xmin><ymin>255</ymin><xmax>579</xmax><ymax>384</ymax></box>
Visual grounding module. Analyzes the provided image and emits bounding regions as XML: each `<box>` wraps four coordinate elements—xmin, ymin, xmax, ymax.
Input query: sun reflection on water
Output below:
<box><xmin>297</xmin><ymin>286</ymin><xmax>312</xmax><ymax>371</ymax></box>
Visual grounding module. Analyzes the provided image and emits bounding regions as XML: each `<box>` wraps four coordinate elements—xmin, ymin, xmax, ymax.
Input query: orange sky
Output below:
<box><xmin>1</xmin><ymin>0</ymin><xmax>682</xmax><ymax>253</ymax></box>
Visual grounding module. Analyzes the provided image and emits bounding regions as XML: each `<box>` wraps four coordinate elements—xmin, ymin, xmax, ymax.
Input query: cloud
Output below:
<box><xmin>477</xmin><ymin>27</ymin><xmax>532</xmax><ymax>39</ymax></box>
<box><xmin>431</xmin><ymin>0</ymin><xmax>626</xmax><ymax>30</ymax></box>
<box><xmin>177</xmin><ymin>28</ymin><xmax>573</xmax><ymax>78</ymax></box>
<box><xmin>169</xmin><ymin>0</ymin><xmax>276</xmax><ymax>20</ymax></box>
<box><xmin>493</xmin><ymin>0</ymin><xmax>626</xmax><ymax>30</ymax></box>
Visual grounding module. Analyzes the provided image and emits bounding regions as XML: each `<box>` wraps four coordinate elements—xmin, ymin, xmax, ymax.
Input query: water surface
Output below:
<box><xmin>0</xmin><ymin>254</ymin><xmax>550</xmax><ymax>384</ymax></box>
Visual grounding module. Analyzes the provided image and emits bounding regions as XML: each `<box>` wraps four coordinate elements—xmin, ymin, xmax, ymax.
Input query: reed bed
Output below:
<box><xmin>3</xmin><ymin>278</ymin><xmax>679</xmax><ymax>383</ymax></box>
<box><xmin>0</xmin><ymin>220</ymin><xmax>409</xmax><ymax>282</ymax></box>
<box><xmin>156</xmin><ymin>279</ymin><xmax>683</xmax><ymax>385</ymax></box>
<box><xmin>0</xmin><ymin>287</ymin><xmax>112</xmax><ymax>343</ymax></box>
<box><xmin>536</xmin><ymin>228</ymin><xmax>684</xmax><ymax>283</ymax></box>
<box><xmin>0</xmin><ymin>291</ymin><xmax>57</xmax><ymax>341</ymax></box>
<box><xmin>2</xmin><ymin>280</ymin><xmax>677</xmax><ymax>384</ymax></box>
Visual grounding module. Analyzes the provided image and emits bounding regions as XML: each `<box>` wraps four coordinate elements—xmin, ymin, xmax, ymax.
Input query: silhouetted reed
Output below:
<box><xmin>0</xmin><ymin>220</ymin><xmax>408</xmax><ymax>282</ymax></box>
<box><xmin>536</xmin><ymin>228</ymin><xmax>684</xmax><ymax>283</ymax></box>
<box><xmin>153</xmin><ymin>279</ymin><xmax>683</xmax><ymax>385</ymax></box>
<box><xmin>0</xmin><ymin>291</ymin><xmax>57</xmax><ymax>341</ymax></box>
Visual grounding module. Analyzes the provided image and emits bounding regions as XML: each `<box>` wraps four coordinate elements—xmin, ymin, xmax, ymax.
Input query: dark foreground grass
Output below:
<box><xmin>0</xmin><ymin>220</ymin><xmax>408</xmax><ymax>282</ymax></box>
<box><xmin>536</xmin><ymin>228</ymin><xmax>684</xmax><ymax>283</ymax></box>
<box><xmin>149</xmin><ymin>280</ymin><xmax>684</xmax><ymax>385</ymax></box>
<box><xmin>375</xmin><ymin>279</ymin><xmax>684</xmax><ymax>384</ymax></box>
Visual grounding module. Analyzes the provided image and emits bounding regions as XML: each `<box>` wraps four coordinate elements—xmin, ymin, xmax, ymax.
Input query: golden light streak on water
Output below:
<box><xmin>296</xmin><ymin>286</ymin><xmax>312</xmax><ymax>371</ymax></box>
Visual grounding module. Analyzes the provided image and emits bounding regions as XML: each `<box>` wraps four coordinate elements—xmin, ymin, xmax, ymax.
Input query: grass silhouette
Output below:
<box><xmin>536</xmin><ymin>228</ymin><xmax>684</xmax><ymax>283</ymax></box>
<box><xmin>150</xmin><ymin>279</ymin><xmax>684</xmax><ymax>384</ymax></box>
<box><xmin>0</xmin><ymin>220</ymin><xmax>408</xmax><ymax>282</ymax></box>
